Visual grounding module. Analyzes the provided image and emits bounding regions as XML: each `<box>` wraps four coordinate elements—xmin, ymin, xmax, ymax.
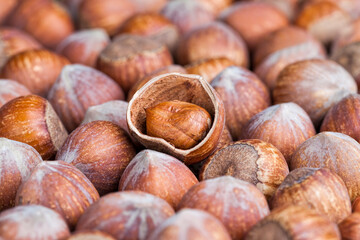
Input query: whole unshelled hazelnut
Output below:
<box><xmin>48</xmin><ymin>64</ymin><xmax>125</xmax><ymax>132</ymax></box>
<box><xmin>241</xmin><ymin>103</ymin><xmax>316</xmax><ymax>162</ymax></box>
<box><xmin>200</xmin><ymin>139</ymin><xmax>289</xmax><ymax>200</ymax></box>
<box><xmin>291</xmin><ymin>132</ymin><xmax>360</xmax><ymax>202</ymax></box>
<box><xmin>0</xmin><ymin>138</ymin><xmax>42</xmax><ymax>211</ymax></box>
<box><xmin>219</xmin><ymin>2</ymin><xmax>288</xmax><ymax>50</ymax></box>
<box><xmin>178</xmin><ymin>176</ymin><xmax>270</xmax><ymax>239</ymax></box>
<box><xmin>68</xmin><ymin>231</ymin><xmax>115</xmax><ymax>240</ymax></box>
<box><xmin>353</xmin><ymin>197</ymin><xmax>360</xmax><ymax>212</ymax></box>
<box><xmin>195</xmin><ymin>0</ymin><xmax>234</xmax><ymax>15</ymax></box>
<box><xmin>15</xmin><ymin>160</ymin><xmax>100</xmax><ymax>228</ymax></box>
<box><xmin>119</xmin><ymin>150</ymin><xmax>198</xmax><ymax>208</ymax></box>
<box><xmin>332</xmin><ymin>18</ymin><xmax>360</xmax><ymax>53</ymax></box>
<box><xmin>272</xmin><ymin>167</ymin><xmax>351</xmax><ymax>223</ymax></box>
<box><xmin>160</xmin><ymin>0</ymin><xmax>215</xmax><ymax>34</ymax></box>
<box><xmin>96</xmin><ymin>34</ymin><xmax>173</xmax><ymax>94</ymax></box>
<box><xmin>132</xmin><ymin>0</ymin><xmax>167</xmax><ymax>13</ymax></box>
<box><xmin>0</xmin><ymin>80</ymin><xmax>31</xmax><ymax>108</ymax></box>
<box><xmin>148</xmin><ymin>209</ymin><xmax>231</xmax><ymax>240</ymax></box>
<box><xmin>245</xmin><ymin>205</ymin><xmax>341</xmax><ymax>240</ymax></box>
<box><xmin>0</xmin><ymin>49</ymin><xmax>70</xmax><ymax>97</ymax></box>
<box><xmin>76</xmin><ymin>191</ymin><xmax>175</xmax><ymax>240</ymax></box>
<box><xmin>0</xmin><ymin>205</ymin><xmax>70</xmax><ymax>240</ymax></box>
<box><xmin>245</xmin><ymin>0</ymin><xmax>298</xmax><ymax>20</ymax></box>
<box><xmin>176</xmin><ymin>21</ymin><xmax>248</xmax><ymax>67</ymax></box>
<box><xmin>78</xmin><ymin>0</ymin><xmax>136</xmax><ymax>36</ymax></box>
<box><xmin>273</xmin><ymin>59</ymin><xmax>357</xmax><ymax>128</ymax></box>
<box><xmin>56</xmin><ymin>121</ymin><xmax>136</xmax><ymax>195</ymax></box>
<box><xmin>339</xmin><ymin>213</ymin><xmax>360</xmax><ymax>240</ymax></box>
<box><xmin>211</xmin><ymin>66</ymin><xmax>270</xmax><ymax>140</ymax></box>
<box><xmin>56</xmin><ymin>29</ymin><xmax>110</xmax><ymax>67</ymax></box>
<box><xmin>0</xmin><ymin>95</ymin><xmax>68</xmax><ymax>160</ymax></box>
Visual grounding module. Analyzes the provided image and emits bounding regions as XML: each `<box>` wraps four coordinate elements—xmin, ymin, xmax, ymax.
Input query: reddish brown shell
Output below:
<box><xmin>15</xmin><ymin>160</ymin><xmax>100</xmax><ymax>228</ymax></box>
<box><xmin>339</xmin><ymin>212</ymin><xmax>360</xmax><ymax>240</ymax></box>
<box><xmin>132</xmin><ymin>0</ymin><xmax>167</xmax><ymax>13</ymax></box>
<box><xmin>290</xmin><ymin>132</ymin><xmax>360</xmax><ymax>202</ymax></box>
<box><xmin>195</xmin><ymin>0</ymin><xmax>233</xmax><ymax>15</ymax></box>
<box><xmin>0</xmin><ymin>205</ymin><xmax>70</xmax><ymax>240</ymax></box>
<box><xmin>0</xmin><ymin>49</ymin><xmax>70</xmax><ymax>97</ymax></box>
<box><xmin>353</xmin><ymin>196</ymin><xmax>360</xmax><ymax>212</ymax></box>
<box><xmin>119</xmin><ymin>150</ymin><xmax>198</xmax><ymax>208</ymax></box>
<box><xmin>56</xmin><ymin>121</ymin><xmax>136</xmax><ymax>195</ymax></box>
<box><xmin>0</xmin><ymin>80</ymin><xmax>31</xmax><ymax>108</ymax></box>
<box><xmin>333</xmin><ymin>17</ymin><xmax>360</xmax><ymax>53</ymax></box>
<box><xmin>127</xmin><ymin>73</ymin><xmax>225</xmax><ymax>165</ymax></box>
<box><xmin>241</xmin><ymin>103</ymin><xmax>316</xmax><ymax>162</ymax></box>
<box><xmin>76</xmin><ymin>191</ymin><xmax>175</xmax><ymax>240</ymax></box>
<box><xmin>0</xmin><ymin>138</ymin><xmax>42</xmax><ymax>211</ymax></box>
<box><xmin>178</xmin><ymin>176</ymin><xmax>270</xmax><ymax>239</ymax></box>
<box><xmin>68</xmin><ymin>230</ymin><xmax>115</xmax><ymax>240</ymax></box>
<box><xmin>0</xmin><ymin>0</ymin><xmax>17</xmax><ymax>24</ymax></box>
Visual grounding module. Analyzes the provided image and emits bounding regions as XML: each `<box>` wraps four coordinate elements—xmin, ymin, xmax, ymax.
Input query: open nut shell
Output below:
<box><xmin>127</xmin><ymin>73</ymin><xmax>225</xmax><ymax>165</ymax></box>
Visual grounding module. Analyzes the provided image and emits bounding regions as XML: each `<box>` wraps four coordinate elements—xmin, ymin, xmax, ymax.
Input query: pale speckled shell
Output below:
<box><xmin>0</xmin><ymin>79</ymin><xmax>31</xmax><ymax>107</ymax></box>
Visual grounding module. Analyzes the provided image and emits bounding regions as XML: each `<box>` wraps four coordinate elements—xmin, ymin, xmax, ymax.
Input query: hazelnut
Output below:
<box><xmin>176</xmin><ymin>21</ymin><xmax>248</xmax><ymax>67</ymax></box>
<box><xmin>47</xmin><ymin>64</ymin><xmax>125</xmax><ymax>132</ymax></box>
<box><xmin>0</xmin><ymin>49</ymin><xmax>70</xmax><ymax>97</ymax></box>
<box><xmin>272</xmin><ymin>167</ymin><xmax>351</xmax><ymax>223</ymax></box>
<box><xmin>9</xmin><ymin>0</ymin><xmax>74</xmax><ymax>49</ymax></box>
<box><xmin>353</xmin><ymin>197</ymin><xmax>360</xmax><ymax>212</ymax></box>
<box><xmin>15</xmin><ymin>160</ymin><xmax>100</xmax><ymax>228</ymax></box>
<box><xmin>0</xmin><ymin>27</ymin><xmax>42</xmax><ymax>69</ymax></box>
<box><xmin>148</xmin><ymin>209</ymin><xmax>231</xmax><ymax>240</ymax></box>
<box><xmin>119</xmin><ymin>150</ymin><xmax>198</xmax><ymax>208</ymax></box>
<box><xmin>78</xmin><ymin>0</ymin><xmax>136</xmax><ymax>36</ymax></box>
<box><xmin>246</xmin><ymin>0</ymin><xmax>298</xmax><ymax>20</ymax></box>
<box><xmin>332</xmin><ymin>17</ymin><xmax>360</xmax><ymax>53</ymax></box>
<box><xmin>127</xmin><ymin>73</ymin><xmax>225</xmax><ymax>165</ymax></box>
<box><xmin>300</xmin><ymin>0</ymin><xmax>360</xmax><ymax>19</ymax></box>
<box><xmin>0</xmin><ymin>95</ymin><xmax>68</xmax><ymax>160</ymax></box>
<box><xmin>119</xmin><ymin>13</ymin><xmax>180</xmax><ymax>53</ymax></box>
<box><xmin>0</xmin><ymin>205</ymin><xmax>70</xmax><ymax>240</ymax></box>
<box><xmin>96</xmin><ymin>34</ymin><xmax>173</xmax><ymax>94</ymax></box>
<box><xmin>185</xmin><ymin>57</ymin><xmax>236</xmax><ymax>83</ymax></box>
<box><xmin>127</xmin><ymin>65</ymin><xmax>186</xmax><ymax>101</ymax></box>
<box><xmin>0</xmin><ymin>138</ymin><xmax>42</xmax><ymax>211</ymax></box>
<box><xmin>160</xmin><ymin>0</ymin><xmax>215</xmax><ymax>34</ymax></box>
<box><xmin>339</xmin><ymin>213</ymin><xmax>360</xmax><ymax>240</ymax></box>
<box><xmin>291</xmin><ymin>132</ymin><xmax>360</xmax><ymax>202</ymax></box>
<box><xmin>219</xmin><ymin>2</ymin><xmax>288</xmax><ymax>50</ymax></box>
<box><xmin>0</xmin><ymin>80</ymin><xmax>31</xmax><ymax>108</ymax></box>
<box><xmin>68</xmin><ymin>231</ymin><xmax>115</xmax><ymax>240</ymax></box>
<box><xmin>211</xmin><ymin>66</ymin><xmax>271</xmax><ymax>140</ymax></box>
<box><xmin>320</xmin><ymin>94</ymin><xmax>360</xmax><ymax>142</ymax></box>
<box><xmin>146</xmin><ymin>100</ymin><xmax>212</xmax><ymax>150</ymax></box>
<box><xmin>76</xmin><ymin>191</ymin><xmax>175</xmax><ymax>240</ymax></box>
<box><xmin>241</xmin><ymin>103</ymin><xmax>316</xmax><ymax>162</ymax></box>
<box><xmin>295</xmin><ymin>1</ymin><xmax>352</xmax><ymax>44</ymax></box>
<box><xmin>56</xmin><ymin>121</ymin><xmax>136</xmax><ymax>195</ymax></box>
<box><xmin>132</xmin><ymin>0</ymin><xmax>167</xmax><ymax>13</ymax></box>
<box><xmin>194</xmin><ymin>0</ymin><xmax>234</xmax><ymax>15</ymax></box>
<box><xmin>56</xmin><ymin>29</ymin><xmax>110</xmax><ymax>67</ymax></box>
<box><xmin>0</xmin><ymin>0</ymin><xmax>17</xmax><ymax>24</ymax></box>
<box><xmin>245</xmin><ymin>205</ymin><xmax>341</xmax><ymax>240</ymax></box>
<box><xmin>273</xmin><ymin>59</ymin><xmax>357</xmax><ymax>128</ymax></box>
<box><xmin>178</xmin><ymin>176</ymin><xmax>269</xmax><ymax>239</ymax></box>
<box><xmin>200</xmin><ymin>139</ymin><xmax>289</xmax><ymax>200</ymax></box>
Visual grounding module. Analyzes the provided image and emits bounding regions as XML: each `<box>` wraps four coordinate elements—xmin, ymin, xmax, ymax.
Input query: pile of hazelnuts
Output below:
<box><xmin>1</xmin><ymin>0</ymin><xmax>360</xmax><ymax>239</ymax></box>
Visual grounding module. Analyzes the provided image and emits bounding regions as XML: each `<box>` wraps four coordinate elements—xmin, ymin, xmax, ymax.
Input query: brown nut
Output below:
<box><xmin>0</xmin><ymin>0</ymin><xmax>17</xmax><ymax>24</ymax></box>
<box><xmin>132</xmin><ymin>0</ymin><xmax>167</xmax><ymax>13</ymax></box>
<box><xmin>0</xmin><ymin>95</ymin><xmax>68</xmax><ymax>160</ymax></box>
<box><xmin>246</xmin><ymin>0</ymin><xmax>298</xmax><ymax>20</ymax></box>
<box><xmin>241</xmin><ymin>103</ymin><xmax>316</xmax><ymax>162</ymax></box>
<box><xmin>127</xmin><ymin>73</ymin><xmax>225</xmax><ymax>165</ymax></box>
<box><xmin>176</xmin><ymin>21</ymin><xmax>248</xmax><ymax>67</ymax></box>
<box><xmin>332</xmin><ymin>18</ymin><xmax>360</xmax><ymax>53</ymax></box>
<box><xmin>160</xmin><ymin>0</ymin><xmax>215</xmax><ymax>34</ymax></box>
<box><xmin>56</xmin><ymin>121</ymin><xmax>136</xmax><ymax>195</ymax></box>
<box><xmin>96</xmin><ymin>34</ymin><xmax>173</xmax><ymax>94</ymax></box>
<box><xmin>48</xmin><ymin>64</ymin><xmax>125</xmax><ymax>132</ymax></box>
<box><xmin>76</xmin><ymin>191</ymin><xmax>175</xmax><ymax>240</ymax></box>
<box><xmin>273</xmin><ymin>59</ymin><xmax>357</xmax><ymax>128</ymax></box>
<box><xmin>15</xmin><ymin>160</ymin><xmax>100</xmax><ymax>229</ymax></box>
<box><xmin>0</xmin><ymin>80</ymin><xmax>31</xmax><ymax>108</ymax></box>
<box><xmin>245</xmin><ymin>205</ymin><xmax>341</xmax><ymax>240</ymax></box>
<box><xmin>0</xmin><ymin>27</ymin><xmax>42</xmax><ymax>69</ymax></box>
<box><xmin>119</xmin><ymin>150</ymin><xmax>198</xmax><ymax>208</ymax></box>
<box><xmin>0</xmin><ymin>49</ymin><xmax>70</xmax><ymax>97</ymax></box>
<box><xmin>148</xmin><ymin>209</ymin><xmax>232</xmax><ymax>240</ymax></box>
<box><xmin>211</xmin><ymin>66</ymin><xmax>271</xmax><ymax>140</ymax></box>
<box><xmin>272</xmin><ymin>167</ymin><xmax>351</xmax><ymax>223</ymax></box>
<box><xmin>68</xmin><ymin>231</ymin><xmax>115</xmax><ymax>240</ymax></box>
<box><xmin>200</xmin><ymin>139</ymin><xmax>289</xmax><ymax>200</ymax></box>
<box><xmin>178</xmin><ymin>176</ymin><xmax>270</xmax><ymax>239</ymax></box>
<box><xmin>339</xmin><ymin>212</ymin><xmax>360</xmax><ymax>240</ymax></box>
<box><xmin>0</xmin><ymin>205</ymin><xmax>70</xmax><ymax>240</ymax></box>
<box><xmin>0</xmin><ymin>138</ymin><xmax>42</xmax><ymax>211</ymax></box>
<box><xmin>220</xmin><ymin>2</ymin><xmax>288</xmax><ymax>50</ymax></box>
<box><xmin>78</xmin><ymin>0</ymin><xmax>136</xmax><ymax>36</ymax></box>
<box><xmin>354</xmin><ymin>197</ymin><xmax>360</xmax><ymax>212</ymax></box>
<box><xmin>291</xmin><ymin>132</ymin><xmax>360</xmax><ymax>202</ymax></box>
<box><xmin>56</xmin><ymin>29</ymin><xmax>110</xmax><ymax>67</ymax></box>
<box><xmin>194</xmin><ymin>0</ymin><xmax>234</xmax><ymax>15</ymax></box>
